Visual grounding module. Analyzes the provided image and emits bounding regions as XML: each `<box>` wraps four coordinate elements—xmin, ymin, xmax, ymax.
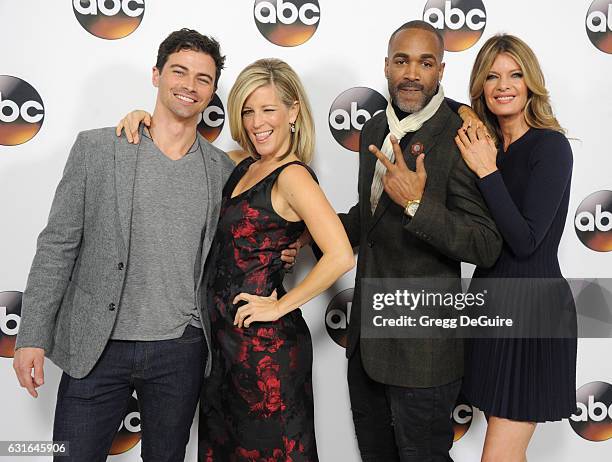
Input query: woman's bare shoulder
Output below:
<box><xmin>227</xmin><ymin>150</ymin><xmax>251</xmax><ymax>165</ymax></box>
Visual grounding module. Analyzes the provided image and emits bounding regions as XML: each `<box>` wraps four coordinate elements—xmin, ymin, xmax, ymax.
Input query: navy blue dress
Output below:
<box><xmin>462</xmin><ymin>128</ymin><xmax>577</xmax><ymax>422</ymax></box>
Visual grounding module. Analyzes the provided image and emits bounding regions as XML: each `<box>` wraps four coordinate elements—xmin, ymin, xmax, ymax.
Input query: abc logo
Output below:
<box><xmin>0</xmin><ymin>76</ymin><xmax>44</xmax><ymax>146</ymax></box>
<box><xmin>110</xmin><ymin>393</ymin><xmax>142</xmax><ymax>454</ymax></box>
<box><xmin>569</xmin><ymin>381</ymin><xmax>612</xmax><ymax>442</ymax></box>
<box><xmin>254</xmin><ymin>0</ymin><xmax>320</xmax><ymax>47</ymax></box>
<box><xmin>73</xmin><ymin>0</ymin><xmax>145</xmax><ymax>40</ymax></box>
<box><xmin>0</xmin><ymin>292</ymin><xmax>22</xmax><ymax>358</ymax></box>
<box><xmin>325</xmin><ymin>288</ymin><xmax>353</xmax><ymax>347</ymax></box>
<box><xmin>586</xmin><ymin>0</ymin><xmax>612</xmax><ymax>53</ymax></box>
<box><xmin>329</xmin><ymin>87</ymin><xmax>387</xmax><ymax>152</ymax></box>
<box><xmin>452</xmin><ymin>393</ymin><xmax>474</xmax><ymax>442</ymax></box>
<box><xmin>197</xmin><ymin>94</ymin><xmax>225</xmax><ymax>143</ymax></box>
<box><xmin>423</xmin><ymin>0</ymin><xmax>487</xmax><ymax>52</ymax></box>
<box><xmin>574</xmin><ymin>190</ymin><xmax>612</xmax><ymax>252</ymax></box>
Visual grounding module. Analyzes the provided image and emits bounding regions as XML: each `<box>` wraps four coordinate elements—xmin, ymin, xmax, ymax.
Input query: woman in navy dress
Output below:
<box><xmin>454</xmin><ymin>34</ymin><xmax>576</xmax><ymax>461</ymax></box>
<box><xmin>197</xmin><ymin>58</ymin><xmax>354</xmax><ymax>461</ymax></box>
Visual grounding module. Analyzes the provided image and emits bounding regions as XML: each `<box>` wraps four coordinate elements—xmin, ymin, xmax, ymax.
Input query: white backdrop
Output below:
<box><xmin>1</xmin><ymin>1</ymin><xmax>611</xmax><ymax>461</ymax></box>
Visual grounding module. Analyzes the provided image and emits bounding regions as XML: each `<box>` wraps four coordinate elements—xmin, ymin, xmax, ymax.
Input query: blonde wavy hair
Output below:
<box><xmin>227</xmin><ymin>58</ymin><xmax>315</xmax><ymax>163</ymax></box>
<box><xmin>469</xmin><ymin>34</ymin><xmax>564</xmax><ymax>146</ymax></box>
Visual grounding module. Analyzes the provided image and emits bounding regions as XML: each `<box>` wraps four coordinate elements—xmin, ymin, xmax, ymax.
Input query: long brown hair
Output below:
<box><xmin>469</xmin><ymin>34</ymin><xmax>564</xmax><ymax>146</ymax></box>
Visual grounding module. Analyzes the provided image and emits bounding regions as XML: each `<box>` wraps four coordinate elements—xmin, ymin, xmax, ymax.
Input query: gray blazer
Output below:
<box><xmin>340</xmin><ymin>102</ymin><xmax>502</xmax><ymax>388</ymax></box>
<box><xmin>15</xmin><ymin>127</ymin><xmax>234</xmax><ymax>378</ymax></box>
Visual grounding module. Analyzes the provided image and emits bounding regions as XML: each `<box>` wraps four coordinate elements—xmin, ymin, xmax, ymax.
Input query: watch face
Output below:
<box><xmin>408</xmin><ymin>203</ymin><xmax>419</xmax><ymax>216</ymax></box>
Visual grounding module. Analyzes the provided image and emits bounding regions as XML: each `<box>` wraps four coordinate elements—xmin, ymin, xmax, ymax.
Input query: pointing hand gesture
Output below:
<box><xmin>369</xmin><ymin>134</ymin><xmax>427</xmax><ymax>208</ymax></box>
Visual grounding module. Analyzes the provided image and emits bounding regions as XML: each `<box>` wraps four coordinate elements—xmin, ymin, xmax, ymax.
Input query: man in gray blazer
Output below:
<box><xmin>12</xmin><ymin>29</ymin><xmax>234</xmax><ymax>461</ymax></box>
<box><xmin>339</xmin><ymin>21</ymin><xmax>502</xmax><ymax>461</ymax></box>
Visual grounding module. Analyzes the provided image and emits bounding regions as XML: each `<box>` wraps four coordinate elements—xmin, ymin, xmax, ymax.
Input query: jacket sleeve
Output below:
<box><xmin>338</xmin><ymin>123</ymin><xmax>373</xmax><ymax>250</ymax></box>
<box><xmin>16</xmin><ymin>133</ymin><xmax>87</xmax><ymax>351</ymax></box>
<box><xmin>404</xmin><ymin>153</ymin><xmax>502</xmax><ymax>268</ymax></box>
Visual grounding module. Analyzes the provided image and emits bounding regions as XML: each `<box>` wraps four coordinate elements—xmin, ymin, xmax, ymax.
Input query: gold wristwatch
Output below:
<box><xmin>404</xmin><ymin>199</ymin><xmax>420</xmax><ymax>217</ymax></box>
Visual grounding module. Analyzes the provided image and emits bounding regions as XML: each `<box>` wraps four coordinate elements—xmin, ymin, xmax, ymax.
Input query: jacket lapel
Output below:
<box><xmin>196</xmin><ymin>134</ymin><xmax>222</xmax><ymax>285</ymax></box>
<box><xmin>362</xmin><ymin>115</ymin><xmax>389</xmax><ymax>224</ymax></box>
<box><xmin>113</xmin><ymin>126</ymin><xmax>141</xmax><ymax>256</ymax></box>
<box><xmin>367</xmin><ymin>102</ymin><xmax>453</xmax><ymax>232</ymax></box>
<box><xmin>405</xmin><ymin>103</ymin><xmax>451</xmax><ymax>170</ymax></box>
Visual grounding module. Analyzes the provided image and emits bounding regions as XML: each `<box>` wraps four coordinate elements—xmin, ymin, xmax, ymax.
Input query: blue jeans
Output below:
<box><xmin>53</xmin><ymin>325</ymin><xmax>206</xmax><ymax>462</ymax></box>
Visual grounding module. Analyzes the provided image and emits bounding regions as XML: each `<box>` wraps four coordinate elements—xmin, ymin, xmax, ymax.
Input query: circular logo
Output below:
<box><xmin>452</xmin><ymin>393</ymin><xmax>474</xmax><ymax>442</ymax></box>
<box><xmin>109</xmin><ymin>393</ymin><xmax>142</xmax><ymax>454</ymax></box>
<box><xmin>0</xmin><ymin>76</ymin><xmax>44</xmax><ymax>146</ymax></box>
<box><xmin>575</xmin><ymin>190</ymin><xmax>612</xmax><ymax>252</ymax></box>
<box><xmin>197</xmin><ymin>94</ymin><xmax>225</xmax><ymax>142</ymax></box>
<box><xmin>73</xmin><ymin>0</ymin><xmax>145</xmax><ymax>40</ymax></box>
<box><xmin>253</xmin><ymin>0</ymin><xmax>320</xmax><ymax>47</ymax></box>
<box><xmin>0</xmin><ymin>292</ymin><xmax>22</xmax><ymax>358</ymax></box>
<box><xmin>570</xmin><ymin>381</ymin><xmax>612</xmax><ymax>442</ymax></box>
<box><xmin>328</xmin><ymin>87</ymin><xmax>387</xmax><ymax>152</ymax></box>
<box><xmin>423</xmin><ymin>0</ymin><xmax>487</xmax><ymax>52</ymax></box>
<box><xmin>586</xmin><ymin>0</ymin><xmax>612</xmax><ymax>53</ymax></box>
<box><xmin>325</xmin><ymin>288</ymin><xmax>353</xmax><ymax>347</ymax></box>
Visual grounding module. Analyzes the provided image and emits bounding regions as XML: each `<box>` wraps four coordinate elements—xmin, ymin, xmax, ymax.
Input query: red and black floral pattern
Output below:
<box><xmin>199</xmin><ymin>158</ymin><xmax>318</xmax><ymax>462</ymax></box>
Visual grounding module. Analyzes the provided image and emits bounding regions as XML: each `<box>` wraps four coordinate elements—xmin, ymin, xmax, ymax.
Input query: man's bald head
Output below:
<box><xmin>388</xmin><ymin>20</ymin><xmax>445</xmax><ymax>62</ymax></box>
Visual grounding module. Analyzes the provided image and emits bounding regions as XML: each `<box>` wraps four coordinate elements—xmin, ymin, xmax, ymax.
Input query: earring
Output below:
<box><xmin>290</xmin><ymin>122</ymin><xmax>296</xmax><ymax>133</ymax></box>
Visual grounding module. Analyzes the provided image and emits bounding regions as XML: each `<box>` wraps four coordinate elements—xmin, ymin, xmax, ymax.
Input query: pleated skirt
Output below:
<box><xmin>462</xmin><ymin>337</ymin><xmax>577</xmax><ymax>422</ymax></box>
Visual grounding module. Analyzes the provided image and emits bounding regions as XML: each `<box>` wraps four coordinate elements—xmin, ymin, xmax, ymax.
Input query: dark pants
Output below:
<box><xmin>53</xmin><ymin>325</ymin><xmax>206</xmax><ymax>462</ymax></box>
<box><xmin>348</xmin><ymin>348</ymin><xmax>461</xmax><ymax>462</ymax></box>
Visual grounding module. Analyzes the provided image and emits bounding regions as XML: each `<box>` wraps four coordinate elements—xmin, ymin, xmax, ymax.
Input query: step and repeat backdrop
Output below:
<box><xmin>1</xmin><ymin>1</ymin><xmax>611</xmax><ymax>461</ymax></box>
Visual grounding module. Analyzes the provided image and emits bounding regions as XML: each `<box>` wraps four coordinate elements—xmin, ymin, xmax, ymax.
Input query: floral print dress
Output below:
<box><xmin>199</xmin><ymin>157</ymin><xmax>318</xmax><ymax>462</ymax></box>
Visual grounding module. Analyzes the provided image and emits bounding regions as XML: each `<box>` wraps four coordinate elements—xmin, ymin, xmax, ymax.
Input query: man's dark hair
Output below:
<box><xmin>388</xmin><ymin>20</ymin><xmax>445</xmax><ymax>61</ymax></box>
<box><xmin>156</xmin><ymin>28</ymin><xmax>226</xmax><ymax>89</ymax></box>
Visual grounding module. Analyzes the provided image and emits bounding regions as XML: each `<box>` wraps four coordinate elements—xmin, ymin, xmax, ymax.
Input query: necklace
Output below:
<box><xmin>144</xmin><ymin>127</ymin><xmax>199</xmax><ymax>157</ymax></box>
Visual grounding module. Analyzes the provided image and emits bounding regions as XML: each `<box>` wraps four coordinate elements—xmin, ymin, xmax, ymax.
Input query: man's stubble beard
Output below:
<box><xmin>388</xmin><ymin>81</ymin><xmax>437</xmax><ymax>115</ymax></box>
